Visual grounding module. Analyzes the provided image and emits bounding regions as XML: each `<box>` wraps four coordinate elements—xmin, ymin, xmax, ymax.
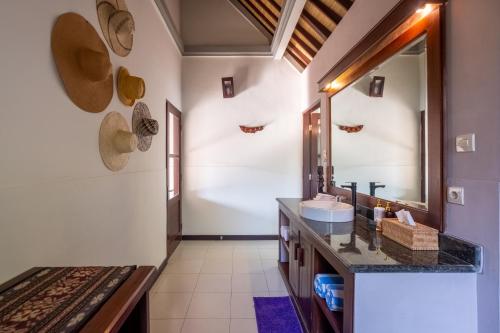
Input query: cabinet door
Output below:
<box><xmin>289</xmin><ymin>224</ymin><xmax>300</xmax><ymax>298</ymax></box>
<box><xmin>298</xmin><ymin>235</ymin><xmax>313</xmax><ymax>329</ymax></box>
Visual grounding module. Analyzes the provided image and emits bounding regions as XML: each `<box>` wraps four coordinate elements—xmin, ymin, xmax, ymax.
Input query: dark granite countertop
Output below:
<box><xmin>277</xmin><ymin>198</ymin><xmax>482</xmax><ymax>273</ymax></box>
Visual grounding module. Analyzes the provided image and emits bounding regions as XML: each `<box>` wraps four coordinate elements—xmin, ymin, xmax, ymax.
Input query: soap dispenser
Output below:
<box><xmin>385</xmin><ymin>202</ymin><xmax>396</xmax><ymax>218</ymax></box>
<box><xmin>374</xmin><ymin>199</ymin><xmax>385</xmax><ymax>223</ymax></box>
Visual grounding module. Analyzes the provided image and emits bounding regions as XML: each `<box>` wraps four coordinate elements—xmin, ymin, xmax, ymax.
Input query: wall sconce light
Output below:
<box><xmin>369</xmin><ymin>76</ymin><xmax>385</xmax><ymax>97</ymax></box>
<box><xmin>416</xmin><ymin>4</ymin><xmax>433</xmax><ymax>17</ymax></box>
<box><xmin>221</xmin><ymin>77</ymin><xmax>234</xmax><ymax>98</ymax></box>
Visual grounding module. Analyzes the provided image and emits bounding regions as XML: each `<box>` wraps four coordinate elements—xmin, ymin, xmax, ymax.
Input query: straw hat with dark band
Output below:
<box><xmin>97</xmin><ymin>0</ymin><xmax>135</xmax><ymax>57</ymax></box>
<box><xmin>99</xmin><ymin>112</ymin><xmax>137</xmax><ymax>171</ymax></box>
<box><xmin>51</xmin><ymin>12</ymin><xmax>113</xmax><ymax>113</ymax></box>
<box><xmin>117</xmin><ymin>67</ymin><xmax>145</xmax><ymax>106</ymax></box>
<box><xmin>132</xmin><ymin>102</ymin><xmax>158</xmax><ymax>152</ymax></box>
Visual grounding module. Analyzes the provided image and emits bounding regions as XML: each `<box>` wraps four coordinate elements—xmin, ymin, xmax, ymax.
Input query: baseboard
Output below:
<box><xmin>182</xmin><ymin>235</ymin><xmax>279</xmax><ymax>241</ymax></box>
<box><xmin>151</xmin><ymin>256</ymin><xmax>168</xmax><ymax>287</ymax></box>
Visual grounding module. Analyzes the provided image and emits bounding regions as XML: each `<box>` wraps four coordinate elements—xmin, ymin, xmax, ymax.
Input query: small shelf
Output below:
<box><xmin>313</xmin><ymin>293</ymin><xmax>343</xmax><ymax>333</ymax></box>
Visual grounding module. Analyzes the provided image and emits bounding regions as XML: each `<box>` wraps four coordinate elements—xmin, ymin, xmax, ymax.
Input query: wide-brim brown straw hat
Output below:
<box><xmin>51</xmin><ymin>12</ymin><xmax>113</xmax><ymax>113</ymax></box>
<box><xmin>132</xmin><ymin>102</ymin><xmax>158</xmax><ymax>152</ymax></box>
<box><xmin>99</xmin><ymin>111</ymin><xmax>137</xmax><ymax>171</ymax></box>
<box><xmin>117</xmin><ymin>67</ymin><xmax>145</xmax><ymax>106</ymax></box>
<box><xmin>97</xmin><ymin>0</ymin><xmax>135</xmax><ymax>57</ymax></box>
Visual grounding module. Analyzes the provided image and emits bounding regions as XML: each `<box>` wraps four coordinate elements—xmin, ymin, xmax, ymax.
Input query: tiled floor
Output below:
<box><xmin>150</xmin><ymin>240</ymin><xmax>288</xmax><ymax>333</ymax></box>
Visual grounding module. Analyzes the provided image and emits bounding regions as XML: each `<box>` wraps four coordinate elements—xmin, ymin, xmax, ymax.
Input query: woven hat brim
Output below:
<box><xmin>132</xmin><ymin>102</ymin><xmax>154</xmax><ymax>152</ymax></box>
<box><xmin>108</xmin><ymin>10</ymin><xmax>134</xmax><ymax>57</ymax></box>
<box><xmin>96</xmin><ymin>1</ymin><xmax>115</xmax><ymax>47</ymax></box>
<box><xmin>51</xmin><ymin>13</ymin><xmax>113</xmax><ymax>113</ymax></box>
<box><xmin>99</xmin><ymin>112</ymin><xmax>132</xmax><ymax>171</ymax></box>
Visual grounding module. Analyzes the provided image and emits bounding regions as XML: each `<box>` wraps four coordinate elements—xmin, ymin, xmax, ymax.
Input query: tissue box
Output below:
<box><xmin>381</xmin><ymin>218</ymin><xmax>438</xmax><ymax>250</ymax></box>
<box><xmin>313</xmin><ymin>274</ymin><xmax>344</xmax><ymax>298</ymax></box>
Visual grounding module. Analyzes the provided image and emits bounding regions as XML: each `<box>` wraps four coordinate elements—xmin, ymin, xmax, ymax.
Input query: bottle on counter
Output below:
<box><xmin>374</xmin><ymin>199</ymin><xmax>385</xmax><ymax>229</ymax></box>
<box><xmin>385</xmin><ymin>202</ymin><xmax>396</xmax><ymax>218</ymax></box>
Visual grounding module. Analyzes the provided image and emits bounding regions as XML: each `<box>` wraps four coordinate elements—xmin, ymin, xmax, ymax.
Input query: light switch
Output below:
<box><xmin>456</xmin><ymin>133</ymin><xmax>475</xmax><ymax>152</ymax></box>
<box><xmin>447</xmin><ymin>186</ymin><xmax>464</xmax><ymax>205</ymax></box>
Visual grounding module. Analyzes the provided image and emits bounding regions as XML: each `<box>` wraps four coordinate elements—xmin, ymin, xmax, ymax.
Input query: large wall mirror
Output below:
<box><xmin>331</xmin><ymin>35</ymin><xmax>428</xmax><ymax>210</ymax></box>
<box><xmin>318</xmin><ymin>1</ymin><xmax>445</xmax><ymax>231</ymax></box>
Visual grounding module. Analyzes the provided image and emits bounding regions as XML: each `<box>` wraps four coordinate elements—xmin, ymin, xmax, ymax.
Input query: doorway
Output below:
<box><xmin>166</xmin><ymin>101</ymin><xmax>182</xmax><ymax>259</ymax></box>
<box><xmin>302</xmin><ymin>103</ymin><xmax>322</xmax><ymax>199</ymax></box>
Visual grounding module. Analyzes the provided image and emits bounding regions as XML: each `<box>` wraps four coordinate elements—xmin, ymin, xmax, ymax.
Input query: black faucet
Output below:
<box><xmin>341</xmin><ymin>182</ymin><xmax>357</xmax><ymax>220</ymax></box>
<box><xmin>369</xmin><ymin>182</ymin><xmax>385</xmax><ymax>196</ymax></box>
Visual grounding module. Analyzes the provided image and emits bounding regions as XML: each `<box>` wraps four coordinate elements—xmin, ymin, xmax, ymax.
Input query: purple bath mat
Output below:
<box><xmin>253</xmin><ymin>297</ymin><xmax>303</xmax><ymax>333</ymax></box>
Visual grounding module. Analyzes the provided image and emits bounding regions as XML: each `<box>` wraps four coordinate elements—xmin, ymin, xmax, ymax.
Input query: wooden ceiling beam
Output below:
<box><xmin>254</xmin><ymin>0</ymin><xmax>279</xmax><ymax>23</ymax></box>
<box><xmin>302</xmin><ymin>10</ymin><xmax>331</xmax><ymax>40</ymax></box>
<box><xmin>240</xmin><ymin>0</ymin><xmax>276</xmax><ymax>33</ymax></box>
<box><xmin>286</xmin><ymin>50</ymin><xmax>307</xmax><ymax>69</ymax></box>
<box><xmin>309</xmin><ymin>0</ymin><xmax>342</xmax><ymax>24</ymax></box>
<box><xmin>295</xmin><ymin>23</ymin><xmax>322</xmax><ymax>50</ymax></box>
<box><xmin>335</xmin><ymin>0</ymin><xmax>354</xmax><ymax>11</ymax></box>
<box><xmin>287</xmin><ymin>43</ymin><xmax>310</xmax><ymax>66</ymax></box>
<box><xmin>290</xmin><ymin>33</ymin><xmax>316</xmax><ymax>59</ymax></box>
<box><xmin>267</xmin><ymin>0</ymin><xmax>281</xmax><ymax>13</ymax></box>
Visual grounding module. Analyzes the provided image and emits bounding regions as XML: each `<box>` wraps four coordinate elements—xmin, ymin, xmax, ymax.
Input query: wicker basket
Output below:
<box><xmin>381</xmin><ymin>218</ymin><xmax>439</xmax><ymax>250</ymax></box>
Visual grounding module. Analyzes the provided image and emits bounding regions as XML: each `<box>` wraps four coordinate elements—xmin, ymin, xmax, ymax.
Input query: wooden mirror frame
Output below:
<box><xmin>318</xmin><ymin>0</ymin><xmax>446</xmax><ymax>231</ymax></box>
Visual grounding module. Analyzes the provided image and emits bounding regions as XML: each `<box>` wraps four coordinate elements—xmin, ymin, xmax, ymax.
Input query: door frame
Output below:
<box><xmin>166</xmin><ymin>101</ymin><xmax>182</xmax><ymax>259</ymax></box>
<box><xmin>302</xmin><ymin>101</ymin><xmax>321</xmax><ymax>199</ymax></box>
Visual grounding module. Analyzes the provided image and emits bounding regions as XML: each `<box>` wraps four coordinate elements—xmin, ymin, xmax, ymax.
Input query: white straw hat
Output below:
<box><xmin>99</xmin><ymin>112</ymin><xmax>137</xmax><ymax>171</ymax></box>
<box><xmin>96</xmin><ymin>0</ymin><xmax>135</xmax><ymax>57</ymax></box>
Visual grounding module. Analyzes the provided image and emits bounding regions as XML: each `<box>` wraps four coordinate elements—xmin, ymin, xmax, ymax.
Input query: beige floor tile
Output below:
<box><xmin>261</xmin><ymin>260</ymin><xmax>280</xmax><ymax>276</ymax></box>
<box><xmin>233</xmin><ymin>259</ymin><xmax>263</xmax><ymax>274</ymax></box>
<box><xmin>150</xmin><ymin>319</ymin><xmax>184</xmax><ymax>333</ymax></box>
<box><xmin>150</xmin><ymin>293</ymin><xmax>192</xmax><ymax>319</ymax></box>
<box><xmin>233</xmin><ymin>248</ymin><xmax>261</xmax><ymax>260</ymax></box>
<box><xmin>230</xmin><ymin>319</ymin><xmax>258</xmax><ymax>333</ymax></box>
<box><xmin>169</xmin><ymin>247</ymin><xmax>207</xmax><ymax>262</ymax></box>
<box><xmin>195</xmin><ymin>274</ymin><xmax>232</xmax><ymax>293</ymax></box>
<box><xmin>265</xmin><ymin>272</ymin><xmax>287</xmax><ymax>292</ymax></box>
<box><xmin>256</xmin><ymin>240</ymin><xmax>279</xmax><ymax>249</ymax></box>
<box><xmin>269</xmin><ymin>290</ymin><xmax>289</xmax><ymax>297</ymax></box>
<box><xmin>201</xmin><ymin>258</ymin><xmax>233</xmax><ymax>274</ymax></box>
<box><xmin>206</xmin><ymin>246</ymin><xmax>234</xmax><ymax>259</ymax></box>
<box><xmin>153</xmin><ymin>274</ymin><xmax>198</xmax><ymax>293</ymax></box>
<box><xmin>181</xmin><ymin>319</ymin><xmax>230</xmax><ymax>333</ymax></box>
<box><xmin>259</xmin><ymin>248</ymin><xmax>278</xmax><ymax>260</ymax></box>
<box><xmin>231</xmin><ymin>274</ymin><xmax>268</xmax><ymax>293</ymax></box>
<box><xmin>164</xmin><ymin>260</ymin><xmax>204</xmax><ymax>274</ymax></box>
<box><xmin>230</xmin><ymin>292</ymin><xmax>268</xmax><ymax>318</ymax></box>
<box><xmin>187</xmin><ymin>293</ymin><xmax>231</xmax><ymax>318</ymax></box>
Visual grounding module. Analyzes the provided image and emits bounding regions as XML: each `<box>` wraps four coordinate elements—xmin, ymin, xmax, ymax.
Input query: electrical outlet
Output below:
<box><xmin>456</xmin><ymin>133</ymin><xmax>475</xmax><ymax>152</ymax></box>
<box><xmin>447</xmin><ymin>186</ymin><xmax>465</xmax><ymax>205</ymax></box>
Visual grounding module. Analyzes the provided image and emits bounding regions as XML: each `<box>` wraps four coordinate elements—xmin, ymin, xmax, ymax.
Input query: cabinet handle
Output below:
<box><xmin>298</xmin><ymin>247</ymin><xmax>305</xmax><ymax>267</ymax></box>
<box><xmin>294</xmin><ymin>243</ymin><xmax>300</xmax><ymax>260</ymax></box>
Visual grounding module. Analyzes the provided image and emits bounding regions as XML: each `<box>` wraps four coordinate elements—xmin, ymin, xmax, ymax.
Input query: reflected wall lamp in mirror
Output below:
<box><xmin>317</xmin><ymin>0</ymin><xmax>446</xmax><ymax>231</ymax></box>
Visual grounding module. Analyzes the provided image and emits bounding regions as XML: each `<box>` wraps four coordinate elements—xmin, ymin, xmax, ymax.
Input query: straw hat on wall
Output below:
<box><xmin>117</xmin><ymin>67</ymin><xmax>145</xmax><ymax>106</ymax></box>
<box><xmin>96</xmin><ymin>0</ymin><xmax>135</xmax><ymax>57</ymax></box>
<box><xmin>99</xmin><ymin>112</ymin><xmax>137</xmax><ymax>171</ymax></box>
<box><xmin>132</xmin><ymin>102</ymin><xmax>159</xmax><ymax>152</ymax></box>
<box><xmin>51</xmin><ymin>12</ymin><xmax>113</xmax><ymax>113</ymax></box>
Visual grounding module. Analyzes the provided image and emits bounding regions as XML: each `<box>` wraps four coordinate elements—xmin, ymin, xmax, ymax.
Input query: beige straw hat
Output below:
<box><xmin>96</xmin><ymin>0</ymin><xmax>135</xmax><ymax>57</ymax></box>
<box><xmin>99</xmin><ymin>112</ymin><xmax>137</xmax><ymax>171</ymax></box>
<box><xmin>117</xmin><ymin>67</ymin><xmax>145</xmax><ymax>106</ymax></box>
<box><xmin>51</xmin><ymin>12</ymin><xmax>113</xmax><ymax>113</ymax></box>
<box><xmin>132</xmin><ymin>102</ymin><xmax>159</xmax><ymax>152</ymax></box>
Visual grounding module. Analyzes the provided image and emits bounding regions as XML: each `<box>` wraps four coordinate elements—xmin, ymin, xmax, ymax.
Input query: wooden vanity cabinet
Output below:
<box><xmin>286</xmin><ymin>219</ymin><xmax>314</xmax><ymax>331</ymax></box>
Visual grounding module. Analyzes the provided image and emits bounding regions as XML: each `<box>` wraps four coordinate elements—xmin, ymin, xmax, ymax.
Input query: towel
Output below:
<box><xmin>313</xmin><ymin>274</ymin><xmax>344</xmax><ymax>298</ymax></box>
<box><xmin>280</xmin><ymin>226</ymin><xmax>290</xmax><ymax>241</ymax></box>
<box><xmin>325</xmin><ymin>287</ymin><xmax>344</xmax><ymax>311</ymax></box>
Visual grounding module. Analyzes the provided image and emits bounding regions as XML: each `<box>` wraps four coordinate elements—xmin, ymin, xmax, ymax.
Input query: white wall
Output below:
<box><xmin>332</xmin><ymin>56</ymin><xmax>422</xmax><ymax>202</ymax></box>
<box><xmin>0</xmin><ymin>0</ymin><xmax>181</xmax><ymax>283</ymax></box>
<box><xmin>182</xmin><ymin>57</ymin><xmax>302</xmax><ymax>235</ymax></box>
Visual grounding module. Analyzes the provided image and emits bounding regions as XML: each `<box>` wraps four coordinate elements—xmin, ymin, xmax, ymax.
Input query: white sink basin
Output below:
<box><xmin>299</xmin><ymin>200</ymin><xmax>354</xmax><ymax>222</ymax></box>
